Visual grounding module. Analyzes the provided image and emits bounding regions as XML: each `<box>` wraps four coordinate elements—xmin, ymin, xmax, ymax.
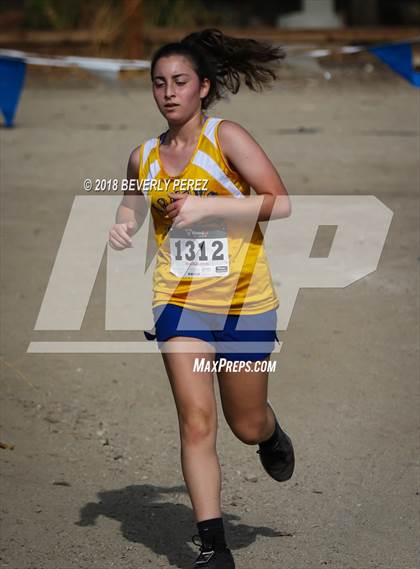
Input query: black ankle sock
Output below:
<box><xmin>259</xmin><ymin>419</ymin><xmax>279</xmax><ymax>449</ymax></box>
<box><xmin>197</xmin><ymin>517</ymin><xmax>227</xmax><ymax>551</ymax></box>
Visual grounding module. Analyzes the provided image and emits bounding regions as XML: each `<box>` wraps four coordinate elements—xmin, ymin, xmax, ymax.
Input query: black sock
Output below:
<box><xmin>259</xmin><ymin>418</ymin><xmax>279</xmax><ymax>450</ymax></box>
<box><xmin>197</xmin><ymin>517</ymin><xmax>227</xmax><ymax>551</ymax></box>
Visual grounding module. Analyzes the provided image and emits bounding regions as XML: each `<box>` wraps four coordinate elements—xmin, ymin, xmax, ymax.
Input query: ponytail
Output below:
<box><xmin>150</xmin><ymin>28</ymin><xmax>286</xmax><ymax>109</ymax></box>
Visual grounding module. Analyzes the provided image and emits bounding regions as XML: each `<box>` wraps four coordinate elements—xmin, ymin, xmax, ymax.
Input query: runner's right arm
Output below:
<box><xmin>109</xmin><ymin>146</ymin><xmax>149</xmax><ymax>250</ymax></box>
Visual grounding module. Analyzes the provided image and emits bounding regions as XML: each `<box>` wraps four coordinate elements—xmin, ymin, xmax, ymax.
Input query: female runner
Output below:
<box><xmin>109</xmin><ymin>29</ymin><xmax>294</xmax><ymax>569</ymax></box>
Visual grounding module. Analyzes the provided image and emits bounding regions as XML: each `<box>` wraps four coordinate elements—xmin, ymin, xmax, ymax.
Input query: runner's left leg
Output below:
<box><xmin>216</xmin><ymin>356</ymin><xmax>276</xmax><ymax>445</ymax></box>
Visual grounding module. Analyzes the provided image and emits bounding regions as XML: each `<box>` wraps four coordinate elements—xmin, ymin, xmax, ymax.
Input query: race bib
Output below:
<box><xmin>169</xmin><ymin>225</ymin><xmax>230</xmax><ymax>278</ymax></box>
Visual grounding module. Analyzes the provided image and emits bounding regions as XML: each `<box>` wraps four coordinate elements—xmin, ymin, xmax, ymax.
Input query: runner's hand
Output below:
<box><xmin>108</xmin><ymin>220</ymin><xmax>137</xmax><ymax>250</ymax></box>
<box><xmin>166</xmin><ymin>193</ymin><xmax>207</xmax><ymax>228</ymax></box>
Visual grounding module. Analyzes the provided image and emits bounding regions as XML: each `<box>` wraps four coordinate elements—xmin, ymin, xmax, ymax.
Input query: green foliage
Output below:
<box><xmin>23</xmin><ymin>0</ymin><xmax>121</xmax><ymax>30</ymax></box>
<box><xmin>23</xmin><ymin>0</ymin><xmax>234</xmax><ymax>30</ymax></box>
<box><xmin>144</xmin><ymin>0</ymin><xmax>228</xmax><ymax>27</ymax></box>
<box><xmin>24</xmin><ymin>0</ymin><xmax>82</xmax><ymax>29</ymax></box>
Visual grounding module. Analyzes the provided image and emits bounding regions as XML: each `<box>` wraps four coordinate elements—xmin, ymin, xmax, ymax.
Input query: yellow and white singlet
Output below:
<box><xmin>138</xmin><ymin>115</ymin><xmax>279</xmax><ymax>315</ymax></box>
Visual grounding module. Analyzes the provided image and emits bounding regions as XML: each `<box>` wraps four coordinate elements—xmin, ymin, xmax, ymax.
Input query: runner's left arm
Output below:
<box><xmin>207</xmin><ymin>120</ymin><xmax>291</xmax><ymax>222</ymax></box>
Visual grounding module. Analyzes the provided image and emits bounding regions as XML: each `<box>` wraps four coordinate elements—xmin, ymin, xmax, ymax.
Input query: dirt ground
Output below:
<box><xmin>1</xmin><ymin>57</ymin><xmax>419</xmax><ymax>569</ymax></box>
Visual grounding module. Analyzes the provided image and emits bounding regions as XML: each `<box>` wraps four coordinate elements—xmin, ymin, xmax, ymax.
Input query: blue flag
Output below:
<box><xmin>369</xmin><ymin>42</ymin><xmax>420</xmax><ymax>88</ymax></box>
<box><xmin>0</xmin><ymin>57</ymin><xmax>27</xmax><ymax>127</ymax></box>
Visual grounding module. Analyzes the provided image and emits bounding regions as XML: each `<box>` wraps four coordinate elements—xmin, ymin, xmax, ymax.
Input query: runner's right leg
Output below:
<box><xmin>161</xmin><ymin>336</ymin><xmax>221</xmax><ymax>522</ymax></box>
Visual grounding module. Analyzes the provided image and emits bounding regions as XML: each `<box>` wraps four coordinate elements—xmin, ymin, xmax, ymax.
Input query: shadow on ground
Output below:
<box><xmin>75</xmin><ymin>484</ymin><xmax>292</xmax><ymax>567</ymax></box>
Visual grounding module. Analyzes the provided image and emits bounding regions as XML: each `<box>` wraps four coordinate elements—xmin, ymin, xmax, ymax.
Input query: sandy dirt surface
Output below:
<box><xmin>1</xmin><ymin>59</ymin><xmax>419</xmax><ymax>569</ymax></box>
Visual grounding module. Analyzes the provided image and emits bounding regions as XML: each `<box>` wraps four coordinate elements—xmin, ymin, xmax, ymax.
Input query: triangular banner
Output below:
<box><xmin>0</xmin><ymin>57</ymin><xmax>26</xmax><ymax>127</ymax></box>
<box><xmin>369</xmin><ymin>42</ymin><xmax>420</xmax><ymax>88</ymax></box>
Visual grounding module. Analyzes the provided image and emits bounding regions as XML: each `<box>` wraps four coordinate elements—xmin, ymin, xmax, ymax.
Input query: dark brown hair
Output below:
<box><xmin>150</xmin><ymin>28</ymin><xmax>286</xmax><ymax>109</ymax></box>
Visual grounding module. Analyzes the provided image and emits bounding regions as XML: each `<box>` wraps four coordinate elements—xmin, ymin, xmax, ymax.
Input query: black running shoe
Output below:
<box><xmin>256</xmin><ymin>400</ymin><xmax>295</xmax><ymax>482</ymax></box>
<box><xmin>191</xmin><ymin>534</ymin><xmax>235</xmax><ymax>568</ymax></box>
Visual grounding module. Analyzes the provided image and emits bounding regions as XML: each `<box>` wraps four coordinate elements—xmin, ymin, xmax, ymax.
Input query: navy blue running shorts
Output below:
<box><xmin>144</xmin><ymin>303</ymin><xmax>280</xmax><ymax>362</ymax></box>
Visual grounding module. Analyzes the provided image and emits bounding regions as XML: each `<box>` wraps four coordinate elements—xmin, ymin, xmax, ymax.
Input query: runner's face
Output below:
<box><xmin>152</xmin><ymin>55</ymin><xmax>209</xmax><ymax>123</ymax></box>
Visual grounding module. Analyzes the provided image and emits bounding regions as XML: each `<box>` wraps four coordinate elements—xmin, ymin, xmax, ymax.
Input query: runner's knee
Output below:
<box><xmin>178</xmin><ymin>407</ymin><xmax>216</xmax><ymax>445</ymax></box>
<box><xmin>228</xmin><ymin>412</ymin><xmax>268</xmax><ymax>445</ymax></box>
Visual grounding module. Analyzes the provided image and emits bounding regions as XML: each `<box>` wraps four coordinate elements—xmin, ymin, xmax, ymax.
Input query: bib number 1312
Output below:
<box><xmin>169</xmin><ymin>232</ymin><xmax>229</xmax><ymax>278</ymax></box>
